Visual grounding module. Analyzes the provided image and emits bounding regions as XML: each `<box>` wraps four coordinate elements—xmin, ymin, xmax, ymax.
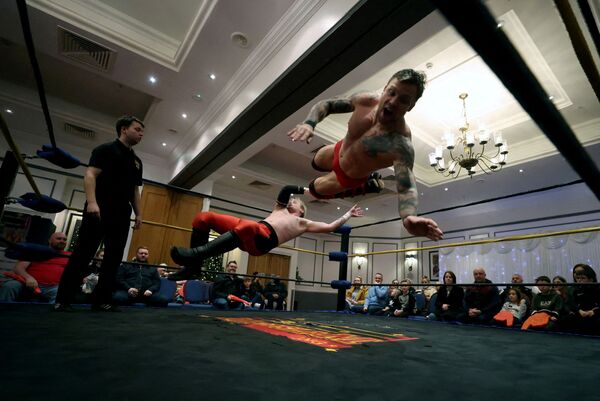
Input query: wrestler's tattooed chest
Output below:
<box><xmin>361</xmin><ymin>131</ymin><xmax>414</xmax><ymax>162</ymax></box>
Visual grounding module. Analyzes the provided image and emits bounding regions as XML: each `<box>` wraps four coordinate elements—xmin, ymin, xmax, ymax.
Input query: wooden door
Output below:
<box><xmin>247</xmin><ymin>253</ymin><xmax>291</xmax><ymax>288</ymax></box>
<box><xmin>128</xmin><ymin>184</ymin><xmax>204</xmax><ymax>265</ymax></box>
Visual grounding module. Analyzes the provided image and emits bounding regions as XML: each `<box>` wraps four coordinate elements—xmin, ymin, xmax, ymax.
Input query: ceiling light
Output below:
<box><xmin>444</xmin><ymin>188</ymin><xmax>448</xmax><ymax>191</ymax></box>
<box><xmin>231</xmin><ymin>32</ymin><xmax>249</xmax><ymax>48</ymax></box>
<box><xmin>162</xmin><ymin>142</ymin><xmax>167</xmax><ymax>147</ymax></box>
<box><xmin>365</xmin><ymin>207</ymin><xmax>369</xmax><ymax>211</ymax></box>
<box><xmin>548</xmin><ymin>95</ymin><xmax>554</xmax><ymax>101</ymax></box>
<box><xmin>192</xmin><ymin>93</ymin><xmax>202</xmax><ymax>101</ymax></box>
<box><xmin>429</xmin><ymin>92</ymin><xmax>508</xmax><ymax>178</ymax></box>
<box><xmin>496</xmin><ymin>20</ymin><xmax>504</xmax><ymax>28</ymax></box>
<box><xmin>231</xmin><ymin>175</ymin><xmax>236</xmax><ymax>179</ymax></box>
<box><xmin>337</xmin><ymin>206</ymin><xmax>341</xmax><ymax>210</ymax></box>
<box><xmin>519</xmin><ymin>169</ymin><xmax>524</xmax><ymax>173</ymax></box>
<box><xmin>149</xmin><ymin>76</ymin><xmax>157</xmax><ymax>84</ymax></box>
<box><xmin>5</xmin><ymin>109</ymin><xmax>13</xmax><ymax>114</ymax></box>
<box><xmin>181</xmin><ymin>113</ymin><xmax>187</xmax><ymax>119</ymax></box>
<box><xmin>209</xmin><ymin>74</ymin><xmax>216</xmax><ymax>80</ymax></box>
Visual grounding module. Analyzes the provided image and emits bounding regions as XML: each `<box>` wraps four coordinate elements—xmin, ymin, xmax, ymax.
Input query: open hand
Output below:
<box><xmin>402</xmin><ymin>215</ymin><xmax>443</xmax><ymax>241</ymax></box>
<box><xmin>287</xmin><ymin>123</ymin><xmax>314</xmax><ymax>143</ymax></box>
<box><xmin>349</xmin><ymin>204</ymin><xmax>364</xmax><ymax>217</ymax></box>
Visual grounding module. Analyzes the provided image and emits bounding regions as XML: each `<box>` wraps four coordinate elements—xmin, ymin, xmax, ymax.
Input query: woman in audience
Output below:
<box><xmin>565</xmin><ymin>264</ymin><xmax>600</xmax><ymax>335</ymax></box>
<box><xmin>428</xmin><ymin>270</ymin><xmax>464</xmax><ymax>322</ymax></box>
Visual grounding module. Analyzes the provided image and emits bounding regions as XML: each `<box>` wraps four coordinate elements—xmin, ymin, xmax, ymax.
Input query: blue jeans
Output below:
<box><xmin>0</xmin><ymin>281</ymin><xmax>57</xmax><ymax>303</ymax></box>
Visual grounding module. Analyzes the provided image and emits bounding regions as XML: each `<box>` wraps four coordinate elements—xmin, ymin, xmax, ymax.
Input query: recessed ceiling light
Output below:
<box><xmin>519</xmin><ymin>169</ymin><xmax>524</xmax><ymax>173</ymax></box>
<box><xmin>548</xmin><ymin>95</ymin><xmax>554</xmax><ymax>101</ymax></box>
<box><xmin>161</xmin><ymin>142</ymin><xmax>167</xmax><ymax>147</ymax></box>
<box><xmin>337</xmin><ymin>206</ymin><xmax>341</xmax><ymax>210</ymax></box>
<box><xmin>192</xmin><ymin>93</ymin><xmax>202</xmax><ymax>101</ymax></box>
<box><xmin>231</xmin><ymin>175</ymin><xmax>236</xmax><ymax>179</ymax></box>
<box><xmin>420</xmin><ymin>192</ymin><xmax>424</xmax><ymax>196</ymax></box>
<box><xmin>496</xmin><ymin>20</ymin><xmax>504</xmax><ymax>28</ymax></box>
<box><xmin>149</xmin><ymin>76</ymin><xmax>157</xmax><ymax>84</ymax></box>
<box><xmin>5</xmin><ymin>109</ymin><xmax>13</xmax><ymax>114</ymax></box>
<box><xmin>181</xmin><ymin>113</ymin><xmax>187</xmax><ymax>119</ymax></box>
<box><xmin>231</xmin><ymin>32</ymin><xmax>249</xmax><ymax>48</ymax></box>
<box><xmin>444</xmin><ymin>187</ymin><xmax>448</xmax><ymax>191</ymax></box>
<box><xmin>209</xmin><ymin>74</ymin><xmax>216</xmax><ymax>80</ymax></box>
<box><xmin>365</xmin><ymin>207</ymin><xmax>369</xmax><ymax>211</ymax></box>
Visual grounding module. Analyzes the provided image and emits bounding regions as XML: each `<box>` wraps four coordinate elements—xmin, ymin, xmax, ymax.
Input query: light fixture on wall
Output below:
<box><xmin>354</xmin><ymin>256</ymin><xmax>367</xmax><ymax>270</ymax></box>
<box><xmin>429</xmin><ymin>93</ymin><xmax>508</xmax><ymax>178</ymax></box>
<box><xmin>404</xmin><ymin>254</ymin><xmax>417</xmax><ymax>271</ymax></box>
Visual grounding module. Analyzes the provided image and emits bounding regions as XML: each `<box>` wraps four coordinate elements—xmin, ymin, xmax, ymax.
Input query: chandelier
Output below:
<box><xmin>429</xmin><ymin>93</ymin><xmax>508</xmax><ymax>178</ymax></box>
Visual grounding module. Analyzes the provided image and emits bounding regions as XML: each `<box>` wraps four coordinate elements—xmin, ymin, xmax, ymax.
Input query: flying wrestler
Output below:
<box><xmin>168</xmin><ymin>185</ymin><xmax>363</xmax><ymax>280</ymax></box>
<box><xmin>287</xmin><ymin>68</ymin><xmax>443</xmax><ymax>241</ymax></box>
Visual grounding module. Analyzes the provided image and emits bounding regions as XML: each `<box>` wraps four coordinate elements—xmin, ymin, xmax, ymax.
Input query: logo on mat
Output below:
<box><xmin>214</xmin><ymin>316</ymin><xmax>418</xmax><ymax>351</ymax></box>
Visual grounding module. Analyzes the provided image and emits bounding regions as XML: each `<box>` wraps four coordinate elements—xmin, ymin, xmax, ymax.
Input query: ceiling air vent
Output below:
<box><xmin>249</xmin><ymin>180</ymin><xmax>271</xmax><ymax>188</ymax></box>
<box><xmin>58</xmin><ymin>26</ymin><xmax>116</xmax><ymax>72</ymax></box>
<box><xmin>64</xmin><ymin>122</ymin><xmax>95</xmax><ymax>139</ymax></box>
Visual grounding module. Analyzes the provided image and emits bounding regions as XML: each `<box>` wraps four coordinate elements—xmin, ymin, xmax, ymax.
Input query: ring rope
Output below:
<box><xmin>352</xmin><ymin>180</ymin><xmax>583</xmax><ymax>230</ymax></box>
<box><xmin>349</xmin><ymin>225</ymin><xmax>600</xmax><ymax>257</ymax></box>
<box><xmin>0</xmin><ymin>114</ymin><xmax>42</xmax><ymax>197</ymax></box>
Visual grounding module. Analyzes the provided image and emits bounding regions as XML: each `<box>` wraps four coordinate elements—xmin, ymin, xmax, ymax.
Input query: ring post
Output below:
<box><xmin>0</xmin><ymin>151</ymin><xmax>19</xmax><ymax>218</ymax></box>
<box><xmin>336</xmin><ymin>229</ymin><xmax>350</xmax><ymax>311</ymax></box>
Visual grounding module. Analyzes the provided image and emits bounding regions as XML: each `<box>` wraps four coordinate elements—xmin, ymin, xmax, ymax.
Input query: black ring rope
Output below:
<box><xmin>431</xmin><ymin>0</ymin><xmax>600</xmax><ymax>202</ymax></box>
<box><xmin>353</xmin><ymin>179</ymin><xmax>584</xmax><ymax>230</ymax></box>
<box><xmin>15</xmin><ymin>0</ymin><xmax>57</xmax><ymax>149</ymax></box>
<box><xmin>577</xmin><ymin>0</ymin><xmax>600</xmax><ymax>59</ymax></box>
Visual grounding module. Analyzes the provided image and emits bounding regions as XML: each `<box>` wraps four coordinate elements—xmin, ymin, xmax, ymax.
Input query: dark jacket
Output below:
<box><xmin>116</xmin><ymin>262</ymin><xmax>161</xmax><ymax>293</ymax></box>
<box><xmin>464</xmin><ymin>279</ymin><xmax>501</xmax><ymax>316</ymax></box>
<box><xmin>263</xmin><ymin>280</ymin><xmax>287</xmax><ymax>300</ymax></box>
<box><xmin>211</xmin><ymin>275</ymin><xmax>242</xmax><ymax>300</ymax></box>
<box><xmin>435</xmin><ymin>285</ymin><xmax>465</xmax><ymax>312</ymax></box>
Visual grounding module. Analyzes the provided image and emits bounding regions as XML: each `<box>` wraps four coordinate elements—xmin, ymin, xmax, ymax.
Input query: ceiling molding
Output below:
<box><xmin>27</xmin><ymin>0</ymin><xmax>215</xmax><ymax>71</ymax></box>
<box><xmin>170</xmin><ymin>0</ymin><xmax>328</xmax><ymax>161</ymax></box>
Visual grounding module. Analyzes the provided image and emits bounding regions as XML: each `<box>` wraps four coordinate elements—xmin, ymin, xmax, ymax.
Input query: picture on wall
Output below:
<box><xmin>429</xmin><ymin>250</ymin><xmax>439</xmax><ymax>281</ymax></box>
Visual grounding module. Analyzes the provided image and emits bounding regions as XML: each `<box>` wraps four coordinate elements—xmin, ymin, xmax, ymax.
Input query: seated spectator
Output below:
<box><xmin>346</xmin><ymin>276</ymin><xmax>368</xmax><ymax>312</ymax></box>
<box><xmin>493</xmin><ymin>288</ymin><xmax>527</xmax><ymax>327</ymax></box>
<box><xmin>564</xmin><ymin>264</ymin><xmax>600</xmax><ymax>335</ymax></box>
<box><xmin>523</xmin><ymin>276</ymin><xmax>563</xmax><ymax>331</ymax></box>
<box><xmin>239</xmin><ymin>276</ymin><xmax>263</xmax><ymax>307</ymax></box>
<box><xmin>418</xmin><ymin>275</ymin><xmax>437</xmax><ymax>315</ymax></box>
<box><xmin>362</xmin><ymin>272</ymin><xmax>388</xmax><ymax>315</ymax></box>
<box><xmin>383</xmin><ymin>279</ymin><xmax>415</xmax><ymax>318</ymax></box>
<box><xmin>457</xmin><ymin>267</ymin><xmax>500</xmax><ymax>325</ymax></box>
<box><xmin>0</xmin><ymin>232</ymin><xmax>70</xmax><ymax>303</ymax></box>
<box><xmin>428</xmin><ymin>270</ymin><xmax>464</xmax><ymax>321</ymax></box>
<box><xmin>500</xmin><ymin>273</ymin><xmax>532</xmax><ymax>307</ymax></box>
<box><xmin>264</xmin><ymin>276</ymin><xmax>288</xmax><ymax>310</ymax></box>
<box><xmin>211</xmin><ymin>261</ymin><xmax>243</xmax><ymax>309</ymax></box>
<box><xmin>388</xmin><ymin>279</ymin><xmax>400</xmax><ymax>296</ymax></box>
<box><xmin>112</xmin><ymin>246</ymin><xmax>168</xmax><ymax>307</ymax></box>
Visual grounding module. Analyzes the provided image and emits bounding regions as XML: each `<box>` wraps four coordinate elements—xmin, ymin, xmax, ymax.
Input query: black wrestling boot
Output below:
<box><xmin>168</xmin><ymin>228</ymin><xmax>210</xmax><ymax>281</ymax></box>
<box><xmin>169</xmin><ymin>231</ymin><xmax>241</xmax><ymax>280</ymax></box>
<box><xmin>333</xmin><ymin>172</ymin><xmax>385</xmax><ymax>199</ymax></box>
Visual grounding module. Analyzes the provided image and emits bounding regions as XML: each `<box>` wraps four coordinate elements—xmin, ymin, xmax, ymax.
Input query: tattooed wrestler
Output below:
<box><xmin>287</xmin><ymin>69</ymin><xmax>443</xmax><ymax>241</ymax></box>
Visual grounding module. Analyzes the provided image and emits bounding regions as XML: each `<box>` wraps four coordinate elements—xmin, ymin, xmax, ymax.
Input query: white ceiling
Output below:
<box><xmin>0</xmin><ymin>0</ymin><xmax>599</xmax><ymax>238</ymax></box>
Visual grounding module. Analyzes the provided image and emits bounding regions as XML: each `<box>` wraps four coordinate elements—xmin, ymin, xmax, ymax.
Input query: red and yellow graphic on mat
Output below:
<box><xmin>216</xmin><ymin>317</ymin><xmax>418</xmax><ymax>350</ymax></box>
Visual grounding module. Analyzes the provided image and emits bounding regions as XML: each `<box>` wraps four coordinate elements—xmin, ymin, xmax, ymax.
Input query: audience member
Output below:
<box><xmin>363</xmin><ymin>272</ymin><xmax>388</xmax><ymax>315</ymax></box>
<box><xmin>458</xmin><ymin>267</ymin><xmax>500</xmax><ymax>324</ymax></box>
<box><xmin>345</xmin><ymin>276</ymin><xmax>368</xmax><ymax>312</ymax></box>
<box><xmin>428</xmin><ymin>271</ymin><xmax>464</xmax><ymax>322</ymax></box>
<box><xmin>522</xmin><ymin>276</ymin><xmax>563</xmax><ymax>331</ymax></box>
<box><xmin>564</xmin><ymin>264</ymin><xmax>600</xmax><ymax>335</ymax></box>
<box><xmin>388</xmin><ymin>279</ymin><xmax>400</xmax><ymax>296</ymax></box>
<box><xmin>418</xmin><ymin>275</ymin><xmax>437</xmax><ymax>315</ymax></box>
<box><xmin>264</xmin><ymin>276</ymin><xmax>288</xmax><ymax>310</ymax></box>
<box><xmin>500</xmin><ymin>273</ymin><xmax>532</xmax><ymax>307</ymax></box>
<box><xmin>383</xmin><ymin>279</ymin><xmax>415</xmax><ymax>318</ymax></box>
<box><xmin>239</xmin><ymin>276</ymin><xmax>263</xmax><ymax>307</ymax></box>
<box><xmin>211</xmin><ymin>261</ymin><xmax>243</xmax><ymax>309</ymax></box>
<box><xmin>0</xmin><ymin>232</ymin><xmax>69</xmax><ymax>303</ymax></box>
<box><xmin>112</xmin><ymin>246</ymin><xmax>168</xmax><ymax>307</ymax></box>
<box><xmin>493</xmin><ymin>288</ymin><xmax>527</xmax><ymax>327</ymax></box>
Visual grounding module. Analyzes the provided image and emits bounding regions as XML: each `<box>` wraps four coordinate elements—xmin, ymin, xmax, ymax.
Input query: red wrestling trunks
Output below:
<box><xmin>332</xmin><ymin>140</ymin><xmax>369</xmax><ymax>189</ymax></box>
<box><xmin>192</xmin><ymin>212</ymin><xmax>278</xmax><ymax>256</ymax></box>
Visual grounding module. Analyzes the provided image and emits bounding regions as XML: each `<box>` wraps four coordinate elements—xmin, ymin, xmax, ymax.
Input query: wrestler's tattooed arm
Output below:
<box><xmin>393</xmin><ymin>146</ymin><xmax>418</xmax><ymax>219</ymax></box>
<box><xmin>303</xmin><ymin>97</ymin><xmax>355</xmax><ymax>128</ymax></box>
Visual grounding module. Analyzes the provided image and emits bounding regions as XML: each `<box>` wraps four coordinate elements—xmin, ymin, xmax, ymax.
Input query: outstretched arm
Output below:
<box><xmin>393</xmin><ymin>160</ymin><xmax>443</xmax><ymax>241</ymax></box>
<box><xmin>305</xmin><ymin>204</ymin><xmax>363</xmax><ymax>233</ymax></box>
<box><xmin>288</xmin><ymin>93</ymin><xmax>376</xmax><ymax>143</ymax></box>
